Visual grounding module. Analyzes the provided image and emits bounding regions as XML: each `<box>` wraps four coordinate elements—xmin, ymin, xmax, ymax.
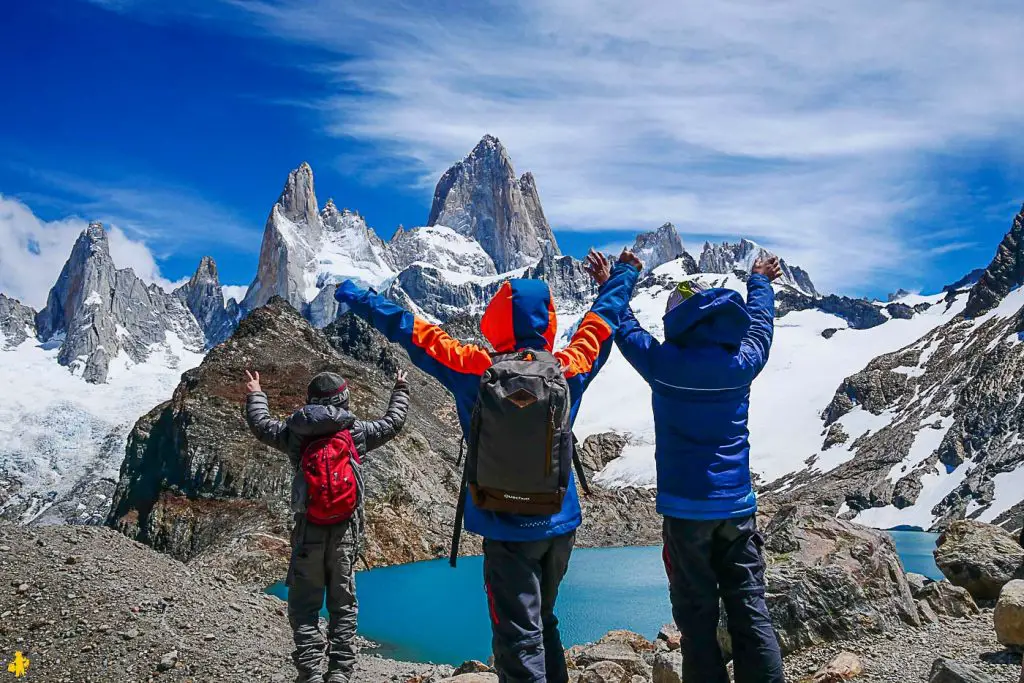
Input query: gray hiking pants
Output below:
<box><xmin>287</xmin><ymin>515</ymin><xmax>359</xmax><ymax>683</ymax></box>
<box><xmin>483</xmin><ymin>532</ymin><xmax>575</xmax><ymax>683</ymax></box>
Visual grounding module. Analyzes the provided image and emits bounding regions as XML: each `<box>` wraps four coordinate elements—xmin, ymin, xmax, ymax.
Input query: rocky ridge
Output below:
<box><xmin>763</xmin><ymin>209</ymin><xmax>1024</xmax><ymax>535</ymax></box>
<box><xmin>0</xmin><ymin>293</ymin><xmax>36</xmax><ymax>349</ymax></box>
<box><xmin>173</xmin><ymin>255</ymin><xmax>237</xmax><ymax>347</ymax></box>
<box><xmin>966</xmin><ymin>205</ymin><xmax>1024</xmax><ymax>318</ymax></box>
<box><xmin>629</xmin><ymin>223</ymin><xmax>694</xmax><ymax>274</ymax></box>
<box><xmin>34</xmin><ymin>223</ymin><xmax>205</xmax><ymax>383</ymax></box>
<box><xmin>699</xmin><ymin>238</ymin><xmax>818</xmax><ymax>296</ymax></box>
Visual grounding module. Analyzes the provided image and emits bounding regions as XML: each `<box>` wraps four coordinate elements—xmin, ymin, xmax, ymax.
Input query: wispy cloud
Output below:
<box><xmin>22</xmin><ymin>168</ymin><xmax>258</xmax><ymax>260</ymax></box>
<box><xmin>91</xmin><ymin>0</ymin><xmax>1024</xmax><ymax>290</ymax></box>
<box><xmin>0</xmin><ymin>195</ymin><xmax>184</xmax><ymax>309</ymax></box>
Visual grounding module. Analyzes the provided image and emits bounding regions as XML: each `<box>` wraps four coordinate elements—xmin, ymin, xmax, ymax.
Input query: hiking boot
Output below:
<box><xmin>323</xmin><ymin>674</ymin><xmax>349</xmax><ymax>683</ymax></box>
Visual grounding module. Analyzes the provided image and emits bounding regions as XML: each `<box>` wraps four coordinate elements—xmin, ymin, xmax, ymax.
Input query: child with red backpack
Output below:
<box><xmin>244</xmin><ymin>368</ymin><xmax>409</xmax><ymax>683</ymax></box>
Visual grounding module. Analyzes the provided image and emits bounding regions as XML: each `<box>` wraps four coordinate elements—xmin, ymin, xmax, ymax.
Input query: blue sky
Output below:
<box><xmin>2</xmin><ymin>0</ymin><xmax>1024</xmax><ymax>307</ymax></box>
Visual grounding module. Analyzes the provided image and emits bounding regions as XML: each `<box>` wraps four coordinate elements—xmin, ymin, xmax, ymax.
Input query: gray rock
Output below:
<box><xmin>630</xmin><ymin>223</ymin><xmax>695</xmax><ymax>273</ymax></box>
<box><xmin>580</xmin><ymin>661</ymin><xmax>630</xmax><ymax>683</ymax></box>
<box><xmin>698</xmin><ymin>239</ymin><xmax>817</xmax><ymax>296</ymax></box>
<box><xmin>157</xmin><ymin>650</ymin><xmax>178</xmax><ymax>671</ymax></box>
<box><xmin>35</xmin><ymin>223</ymin><xmax>204</xmax><ymax>383</ymax></box>
<box><xmin>521</xmin><ymin>252</ymin><xmax>597</xmax><ymax>314</ymax></box>
<box><xmin>0</xmin><ymin>293</ymin><xmax>36</xmax><ymax>349</ymax></box>
<box><xmin>756</xmin><ymin>506</ymin><xmax>920</xmax><ymax>655</ymax></box>
<box><xmin>428</xmin><ymin>135</ymin><xmax>559</xmax><ymax>272</ymax></box>
<box><xmin>579</xmin><ymin>432</ymin><xmax>629</xmax><ymax>473</ymax></box>
<box><xmin>174</xmin><ymin>256</ymin><xmax>235</xmax><ymax>347</ymax></box>
<box><xmin>437</xmin><ymin>675</ymin><xmax>499</xmax><ymax>683</ymax></box>
<box><xmin>575</xmin><ymin>643</ymin><xmax>650</xmax><ymax>678</ymax></box>
<box><xmin>935</xmin><ymin>520</ymin><xmax>1024</xmax><ymax>600</ymax></box>
<box><xmin>917</xmin><ymin>581</ymin><xmax>979</xmax><ymax>618</ymax></box>
<box><xmin>995</xmin><ymin>579</ymin><xmax>1024</xmax><ymax>649</ymax></box>
<box><xmin>906</xmin><ymin>572</ymin><xmax>932</xmax><ymax>598</ymax></box>
<box><xmin>929</xmin><ymin>658</ymin><xmax>998</xmax><ymax>683</ymax></box>
<box><xmin>917</xmin><ymin>599</ymin><xmax>940</xmax><ymax>624</ymax></box>
<box><xmin>651</xmin><ymin>651</ymin><xmax>682</xmax><ymax>683</ymax></box>
<box><xmin>822</xmin><ymin>423</ymin><xmax>849</xmax><ymax>450</ymax></box>
<box><xmin>886</xmin><ymin>302</ymin><xmax>915</xmax><ymax>320</ymax></box>
<box><xmin>389</xmin><ymin>224</ymin><xmax>496</xmax><ymax>277</ymax></box>
<box><xmin>965</xmin><ymin>204</ymin><xmax>1024</xmax><ymax>318</ymax></box>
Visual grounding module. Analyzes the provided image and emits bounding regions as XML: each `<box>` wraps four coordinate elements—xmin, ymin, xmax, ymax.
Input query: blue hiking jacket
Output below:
<box><xmin>614</xmin><ymin>274</ymin><xmax>775</xmax><ymax>520</ymax></box>
<box><xmin>335</xmin><ymin>262</ymin><xmax>639</xmax><ymax>541</ymax></box>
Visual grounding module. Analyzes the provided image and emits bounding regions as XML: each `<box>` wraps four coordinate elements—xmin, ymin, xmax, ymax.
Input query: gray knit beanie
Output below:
<box><xmin>306</xmin><ymin>372</ymin><xmax>350</xmax><ymax>409</ymax></box>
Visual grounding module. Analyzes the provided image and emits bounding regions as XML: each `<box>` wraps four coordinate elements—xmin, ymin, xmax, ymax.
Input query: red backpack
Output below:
<box><xmin>300</xmin><ymin>431</ymin><xmax>360</xmax><ymax>525</ymax></box>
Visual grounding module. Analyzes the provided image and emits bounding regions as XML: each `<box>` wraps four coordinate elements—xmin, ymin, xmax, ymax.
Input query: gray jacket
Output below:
<box><xmin>245</xmin><ymin>380</ymin><xmax>410</xmax><ymax>513</ymax></box>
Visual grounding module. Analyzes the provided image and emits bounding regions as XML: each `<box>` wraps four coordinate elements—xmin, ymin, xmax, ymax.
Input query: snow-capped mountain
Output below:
<box><xmin>35</xmin><ymin>223</ymin><xmax>205</xmax><ymax>384</ymax></box>
<box><xmin>3</xmin><ymin>133</ymin><xmax>1021</xmax><ymax>538</ymax></box>
<box><xmin>629</xmin><ymin>222</ymin><xmax>696</xmax><ymax>274</ymax></box>
<box><xmin>699</xmin><ymin>239</ymin><xmax>818</xmax><ymax>296</ymax></box>
<box><xmin>428</xmin><ymin>134</ymin><xmax>559</xmax><ymax>272</ymax></box>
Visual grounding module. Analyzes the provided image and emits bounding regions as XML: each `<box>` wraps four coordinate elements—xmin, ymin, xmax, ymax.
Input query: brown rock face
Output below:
<box><xmin>107</xmin><ymin>298</ymin><xmax>468</xmax><ymax>585</ymax></box>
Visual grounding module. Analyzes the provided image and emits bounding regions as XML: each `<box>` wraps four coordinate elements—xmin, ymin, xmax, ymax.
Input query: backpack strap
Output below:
<box><xmin>571</xmin><ymin>433</ymin><xmax>592</xmax><ymax>496</ymax></box>
<box><xmin>449</xmin><ymin>438</ymin><xmax>469</xmax><ymax>568</ymax></box>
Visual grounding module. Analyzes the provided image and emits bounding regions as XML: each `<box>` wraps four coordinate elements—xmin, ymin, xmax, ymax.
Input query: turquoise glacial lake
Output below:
<box><xmin>267</xmin><ymin>530</ymin><xmax>941</xmax><ymax>665</ymax></box>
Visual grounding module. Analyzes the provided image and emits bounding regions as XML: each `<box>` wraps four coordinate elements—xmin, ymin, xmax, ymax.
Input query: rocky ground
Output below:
<box><xmin>0</xmin><ymin>524</ymin><xmax>443</xmax><ymax>682</ymax></box>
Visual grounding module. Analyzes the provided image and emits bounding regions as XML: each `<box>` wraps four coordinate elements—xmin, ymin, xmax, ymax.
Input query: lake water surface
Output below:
<box><xmin>267</xmin><ymin>530</ymin><xmax>941</xmax><ymax>665</ymax></box>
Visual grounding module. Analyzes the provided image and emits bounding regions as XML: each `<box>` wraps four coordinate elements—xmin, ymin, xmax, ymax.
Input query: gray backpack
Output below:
<box><xmin>468</xmin><ymin>349</ymin><xmax>572</xmax><ymax>514</ymax></box>
<box><xmin>449</xmin><ymin>349</ymin><xmax>591</xmax><ymax>566</ymax></box>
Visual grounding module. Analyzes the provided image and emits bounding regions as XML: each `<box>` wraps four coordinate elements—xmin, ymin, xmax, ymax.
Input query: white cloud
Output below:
<box><xmin>221</xmin><ymin>284</ymin><xmax>249</xmax><ymax>303</ymax></box>
<box><xmin>0</xmin><ymin>195</ymin><xmax>180</xmax><ymax>309</ymax></box>
<box><xmin>194</xmin><ymin>0</ymin><xmax>1024</xmax><ymax>291</ymax></box>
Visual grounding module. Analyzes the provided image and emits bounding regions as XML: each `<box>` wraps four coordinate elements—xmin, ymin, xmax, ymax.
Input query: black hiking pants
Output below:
<box><xmin>663</xmin><ymin>515</ymin><xmax>785</xmax><ymax>683</ymax></box>
<box><xmin>483</xmin><ymin>532</ymin><xmax>575</xmax><ymax>683</ymax></box>
<box><xmin>287</xmin><ymin>515</ymin><xmax>359</xmax><ymax>683</ymax></box>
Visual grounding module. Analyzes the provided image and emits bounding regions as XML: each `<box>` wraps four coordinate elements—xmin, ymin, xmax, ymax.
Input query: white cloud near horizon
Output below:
<box><xmin>201</xmin><ymin>0</ymin><xmax>1024</xmax><ymax>291</ymax></box>
<box><xmin>0</xmin><ymin>195</ymin><xmax>185</xmax><ymax>309</ymax></box>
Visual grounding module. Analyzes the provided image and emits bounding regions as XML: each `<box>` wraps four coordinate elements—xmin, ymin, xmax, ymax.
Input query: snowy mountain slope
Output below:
<box><xmin>389</xmin><ymin>225</ymin><xmax>497</xmax><ymax>277</ymax></box>
<box><xmin>316</xmin><ymin>200</ymin><xmax>396</xmax><ymax>295</ymax></box>
<box><xmin>573</xmin><ymin>258</ymin><xmax>968</xmax><ymax>493</ymax></box>
<box><xmin>0</xmin><ymin>330</ymin><xmax>202</xmax><ymax>525</ymax></box>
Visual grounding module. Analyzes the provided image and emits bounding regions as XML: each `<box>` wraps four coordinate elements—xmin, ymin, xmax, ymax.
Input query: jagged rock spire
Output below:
<box><xmin>428</xmin><ymin>135</ymin><xmax>560</xmax><ymax>272</ymax></box>
<box><xmin>965</xmin><ymin>204</ymin><xmax>1024</xmax><ymax>318</ymax></box>
<box><xmin>36</xmin><ymin>222</ymin><xmax>203</xmax><ymax>383</ymax></box>
<box><xmin>698</xmin><ymin>239</ymin><xmax>817</xmax><ymax>296</ymax></box>
<box><xmin>174</xmin><ymin>256</ymin><xmax>235</xmax><ymax>347</ymax></box>
<box><xmin>630</xmin><ymin>223</ymin><xmax>697</xmax><ymax>273</ymax></box>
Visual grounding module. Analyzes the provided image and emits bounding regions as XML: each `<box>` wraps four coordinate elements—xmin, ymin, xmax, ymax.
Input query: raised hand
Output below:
<box><xmin>584</xmin><ymin>249</ymin><xmax>611</xmax><ymax>285</ymax></box>
<box><xmin>751</xmin><ymin>256</ymin><xmax>783</xmax><ymax>282</ymax></box>
<box><xmin>244</xmin><ymin>369</ymin><xmax>262</xmax><ymax>393</ymax></box>
<box><xmin>395</xmin><ymin>369</ymin><xmax>409</xmax><ymax>385</ymax></box>
<box><xmin>618</xmin><ymin>248</ymin><xmax>644</xmax><ymax>272</ymax></box>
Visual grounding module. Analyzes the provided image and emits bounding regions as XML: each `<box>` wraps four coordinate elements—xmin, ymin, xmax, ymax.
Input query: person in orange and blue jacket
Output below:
<box><xmin>334</xmin><ymin>249</ymin><xmax>642</xmax><ymax>683</ymax></box>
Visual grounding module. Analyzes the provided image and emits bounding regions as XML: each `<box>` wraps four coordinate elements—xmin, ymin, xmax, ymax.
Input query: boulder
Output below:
<box><xmin>808</xmin><ymin>651</ymin><xmax>864</xmax><ymax>682</ymax></box>
<box><xmin>437</xmin><ymin>675</ymin><xmax>499</xmax><ymax>683</ymax></box>
<box><xmin>575</xmin><ymin>643</ymin><xmax>651</xmax><ymax>679</ymax></box>
<box><xmin>906</xmin><ymin>572</ymin><xmax>932</xmax><ymax>598</ymax></box>
<box><xmin>656</xmin><ymin>623</ymin><xmax>681</xmax><ymax>651</ymax></box>
<box><xmin>929</xmin><ymin>658</ymin><xmax>998</xmax><ymax>683</ymax></box>
<box><xmin>598</xmin><ymin>630</ymin><xmax>655</xmax><ymax>653</ymax></box>
<box><xmin>651</xmin><ymin>651</ymin><xmax>682</xmax><ymax>683</ymax></box>
<box><xmin>917</xmin><ymin>599</ymin><xmax>940</xmax><ymax>625</ymax></box>
<box><xmin>580</xmin><ymin>661</ymin><xmax>630</xmax><ymax>683</ymax></box>
<box><xmin>453</xmin><ymin>661</ymin><xmax>493</xmax><ymax>675</ymax></box>
<box><xmin>756</xmin><ymin>505</ymin><xmax>920</xmax><ymax>655</ymax></box>
<box><xmin>995</xmin><ymin>580</ymin><xmax>1024</xmax><ymax>649</ymax></box>
<box><xmin>934</xmin><ymin>520</ymin><xmax>1024</xmax><ymax>600</ymax></box>
<box><xmin>579</xmin><ymin>432</ymin><xmax>628</xmax><ymax>472</ymax></box>
<box><xmin>917</xmin><ymin>581</ymin><xmax>980</xmax><ymax>618</ymax></box>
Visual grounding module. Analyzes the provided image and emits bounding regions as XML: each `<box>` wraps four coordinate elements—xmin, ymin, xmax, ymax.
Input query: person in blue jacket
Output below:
<box><xmin>335</xmin><ymin>250</ymin><xmax>642</xmax><ymax>683</ymax></box>
<box><xmin>615</xmin><ymin>256</ymin><xmax>786</xmax><ymax>683</ymax></box>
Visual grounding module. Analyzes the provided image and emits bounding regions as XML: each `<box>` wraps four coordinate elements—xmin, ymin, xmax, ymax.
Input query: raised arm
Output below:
<box><xmin>738</xmin><ymin>271</ymin><xmax>777</xmax><ymax>377</ymax></box>
<box><xmin>555</xmin><ymin>260</ymin><xmax>641</xmax><ymax>381</ymax></box>
<box><xmin>614</xmin><ymin>304</ymin><xmax>659</xmax><ymax>384</ymax></box>
<box><xmin>335</xmin><ymin>281</ymin><xmax>491</xmax><ymax>391</ymax></box>
<box><xmin>245</xmin><ymin>393</ymin><xmax>292</xmax><ymax>455</ymax></box>
<box><xmin>358</xmin><ymin>373</ymin><xmax>411</xmax><ymax>452</ymax></box>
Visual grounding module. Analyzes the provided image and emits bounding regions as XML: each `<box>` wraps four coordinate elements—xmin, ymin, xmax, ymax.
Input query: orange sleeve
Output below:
<box><xmin>412</xmin><ymin>318</ymin><xmax>493</xmax><ymax>376</ymax></box>
<box><xmin>554</xmin><ymin>311</ymin><xmax>613</xmax><ymax>378</ymax></box>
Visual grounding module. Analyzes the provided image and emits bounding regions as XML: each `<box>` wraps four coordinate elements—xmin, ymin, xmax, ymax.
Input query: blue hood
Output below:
<box><xmin>664</xmin><ymin>288</ymin><xmax>752</xmax><ymax>348</ymax></box>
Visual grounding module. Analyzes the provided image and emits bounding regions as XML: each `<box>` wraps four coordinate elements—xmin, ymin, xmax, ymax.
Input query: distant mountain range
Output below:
<box><xmin>1</xmin><ymin>134</ymin><xmax>1022</xmax><ymax>540</ymax></box>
